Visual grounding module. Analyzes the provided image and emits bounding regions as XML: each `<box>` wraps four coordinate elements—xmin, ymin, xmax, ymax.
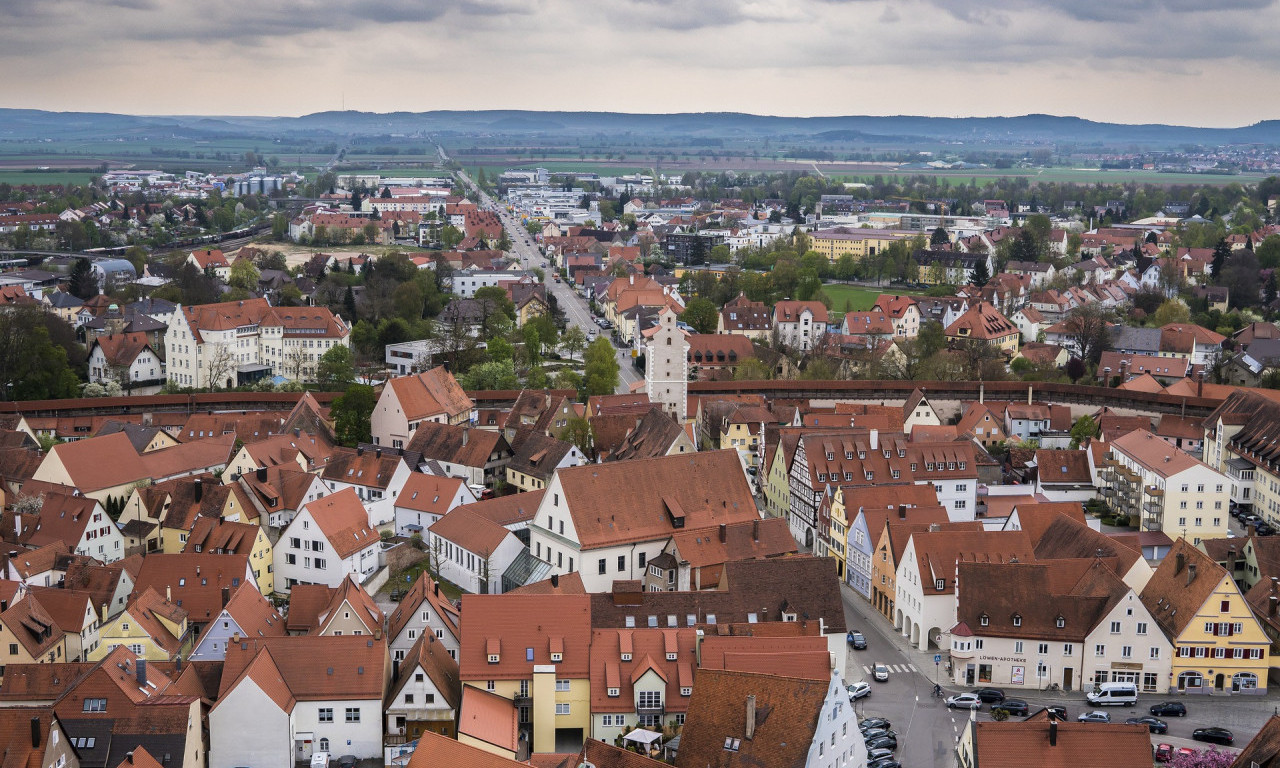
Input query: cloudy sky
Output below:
<box><xmin>3</xmin><ymin>0</ymin><xmax>1277</xmax><ymax>125</ymax></box>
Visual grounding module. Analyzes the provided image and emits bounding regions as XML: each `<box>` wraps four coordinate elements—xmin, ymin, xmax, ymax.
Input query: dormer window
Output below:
<box><xmin>883</xmin><ymin>450</ymin><xmax>890</xmax><ymax>459</ymax></box>
<box><xmin>935</xmin><ymin>578</ymin><xmax>946</xmax><ymax>591</ymax></box>
<box><xmin>622</xmin><ymin>653</ymin><xmax>632</xmax><ymax>662</ymax></box>
<box><xmin>608</xmin><ymin>687</ymin><xmax>620</xmax><ymax>697</ymax></box>
<box><xmin>959</xmin><ymin>462</ymin><xmax>967</xmax><ymax>470</ymax></box>
<box><xmin>865</xmin><ymin>471</ymin><xmax>874</xmax><ymax>481</ymax></box>
<box><xmin>845</xmin><ymin>452</ymin><xmax>853</xmax><ymax>460</ymax></box>
<box><xmin>666</xmin><ymin>651</ymin><xmax>677</xmax><ymax>661</ymax></box>
<box><xmin>1012</xmin><ymin>614</ymin><xmax>1022</xmax><ymax>627</ymax></box>
<box><xmin>550</xmin><ymin>652</ymin><xmax>562</xmax><ymax>662</ymax></box>
<box><xmin>980</xmin><ymin>614</ymin><xmax>990</xmax><ymax>626</ymax></box>
<box><xmin>1055</xmin><ymin>616</ymin><xmax>1065</xmax><ymax>628</ymax></box>
<box><xmin>858</xmin><ymin>451</ymin><xmax>866</xmax><ymax>460</ymax></box>
<box><xmin>826</xmin><ymin>452</ymin><xmax>834</xmax><ymax>461</ymax></box>
<box><xmin>487</xmin><ymin>654</ymin><xmax>499</xmax><ymax>663</ymax></box>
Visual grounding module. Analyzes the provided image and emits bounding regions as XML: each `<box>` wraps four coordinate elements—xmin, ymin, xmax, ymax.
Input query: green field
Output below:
<box><xmin>0</xmin><ymin>170</ymin><xmax>98</xmax><ymax>186</ymax></box>
<box><xmin>822</xmin><ymin>283</ymin><xmax>881</xmax><ymax>314</ymax></box>
<box><xmin>829</xmin><ymin>167</ymin><xmax>1265</xmax><ymax>187</ymax></box>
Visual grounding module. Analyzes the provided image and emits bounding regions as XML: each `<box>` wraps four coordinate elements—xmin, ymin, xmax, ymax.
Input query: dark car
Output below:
<box><xmin>1125</xmin><ymin>716</ymin><xmax>1168</xmax><ymax>734</ymax></box>
<box><xmin>865</xmin><ymin>734</ymin><xmax>898</xmax><ymax>751</ymax></box>
<box><xmin>336</xmin><ymin>757</ymin><xmax>357</xmax><ymax>768</ymax></box>
<box><xmin>850</xmin><ymin>631</ymin><xmax>868</xmax><ymax>650</ymax></box>
<box><xmin>868</xmin><ymin>748</ymin><xmax>894</xmax><ymax>764</ymax></box>
<box><xmin>861</xmin><ymin>728</ymin><xmax>895</xmax><ymax>742</ymax></box>
<box><xmin>868</xmin><ymin>759</ymin><xmax>901</xmax><ymax>768</ymax></box>
<box><xmin>1193</xmin><ymin>727</ymin><xmax>1234</xmax><ymax>746</ymax></box>
<box><xmin>992</xmin><ymin>699</ymin><xmax>1029</xmax><ymax>717</ymax></box>
<box><xmin>1149</xmin><ymin>701</ymin><xmax>1187</xmax><ymax>717</ymax></box>
<box><xmin>973</xmin><ymin>688</ymin><xmax>1006</xmax><ymax>703</ymax></box>
<box><xmin>860</xmin><ymin>717</ymin><xmax>892</xmax><ymax>732</ymax></box>
<box><xmin>1045</xmin><ymin>705</ymin><xmax>1068</xmax><ymax>720</ymax></box>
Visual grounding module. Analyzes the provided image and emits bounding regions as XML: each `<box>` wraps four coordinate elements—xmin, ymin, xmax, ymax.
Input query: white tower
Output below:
<box><xmin>645</xmin><ymin>306</ymin><xmax>689</xmax><ymax>421</ymax></box>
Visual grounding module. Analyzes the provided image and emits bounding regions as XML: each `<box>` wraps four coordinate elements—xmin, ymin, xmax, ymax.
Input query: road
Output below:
<box><xmin>452</xmin><ymin>165</ymin><xmax>641</xmax><ymax>394</ymax></box>
<box><xmin>840</xmin><ymin>582</ymin><xmax>1274</xmax><ymax>764</ymax></box>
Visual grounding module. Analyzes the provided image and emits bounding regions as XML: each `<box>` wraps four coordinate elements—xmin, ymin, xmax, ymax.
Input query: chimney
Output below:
<box><xmin>221</xmin><ymin>586</ymin><xmax>230</xmax><ymax>607</ymax></box>
<box><xmin>29</xmin><ymin>716</ymin><xmax>39</xmax><ymax>749</ymax></box>
<box><xmin>462</xmin><ymin>428</ymin><xmax>469</xmax><ymax>446</ymax></box>
<box><xmin>719</xmin><ymin>523</ymin><xmax>727</xmax><ymax>543</ymax></box>
<box><xmin>1027</xmin><ymin>384</ymin><xmax>1033</xmax><ymax>405</ymax></box>
<box><xmin>1187</xmin><ymin>564</ymin><xmax>1197</xmax><ymax>585</ymax></box>
<box><xmin>101</xmin><ymin>604</ymin><xmax>109</xmax><ymax>624</ymax></box>
<box><xmin>752</xmin><ymin>519</ymin><xmax>759</xmax><ymax>542</ymax></box>
<box><xmin>166</xmin><ymin>585</ymin><xmax>171</xmax><ymax>602</ymax></box>
<box><xmin>1175</xmin><ymin>552</ymin><xmax>1185</xmax><ymax>574</ymax></box>
<box><xmin>1271</xmin><ymin>596</ymin><xmax>1278</xmax><ymax>618</ymax></box>
<box><xmin>898</xmin><ymin>504</ymin><xmax>907</xmax><ymax>520</ymax></box>
<box><xmin>1048</xmin><ymin>720</ymin><xmax>1057</xmax><ymax>747</ymax></box>
<box><xmin>1249</xmin><ymin>522</ymin><xmax>1258</xmax><ymax>538</ymax></box>
<box><xmin>126</xmin><ymin>754</ymin><xmax>134</xmax><ymax>765</ymax></box>
<box><xmin>551</xmin><ymin>573</ymin><xmax>559</xmax><ymax>589</ymax></box>
<box><xmin>979</xmin><ymin>381</ymin><xmax>984</xmax><ymax>404</ymax></box>
<box><xmin>1227</xmin><ymin>546</ymin><xmax>1237</xmax><ymax>574</ymax></box>
<box><xmin>256</xmin><ymin>466</ymin><xmax>268</xmax><ymax>482</ymax></box>
<box><xmin>392</xmin><ymin>659</ymin><xmax>400</xmax><ymax>680</ymax></box>
<box><xmin>193</xmin><ymin>479</ymin><xmax>203</xmax><ymax>502</ymax></box>
<box><xmin>136</xmin><ymin>658</ymin><xmax>147</xmax><ymax>687</ymax></box>
<box><xmin>870</xmin><ymin>429</ymin><xmax>879</xmax><ymax>451</ymax></box>
<box><xmin>433</xmin><ymin>582</ymin><xmax>440</xmax><ymax>597</ymax></box>
<box><xmin>745</xmin><ymin>695</ymin><xmax>757</xmax><ymax>740</ymax></box>
<box><xmin>357</xmin><ymin>446</ymin><xmax>365</xmax><ymax>456</ymax></box>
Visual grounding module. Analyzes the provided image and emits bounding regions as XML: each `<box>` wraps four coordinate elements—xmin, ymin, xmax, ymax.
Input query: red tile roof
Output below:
<box><xmin>299</xmin><ymin>488</ymin><xmax>378</xmax><ymax>560</ymax></box>
<box><xmin>387</xmin><ymin>367</ymin><xmax>473</xmax><ymax>422</ymax></box>
<box><xmin>458</xmin><ymin>594</ymin><xmax>591</xmax><ymax>681</ymax></box>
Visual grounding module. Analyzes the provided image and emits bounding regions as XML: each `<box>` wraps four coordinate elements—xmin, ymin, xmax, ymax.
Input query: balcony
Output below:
<box><xmin>636</xmin><ymin>703</ymin><xmax>666</xmax><ymax>717</ymax></box>
<box><xmin>1143</xmin><ymin>516</ymin><xmax>1163</xmax><ymax>532</ymax></box>
<box><xmin>1144</xmin><ymin>486</ymin><xmax>1164</xmax><ymax>498</ymax></box>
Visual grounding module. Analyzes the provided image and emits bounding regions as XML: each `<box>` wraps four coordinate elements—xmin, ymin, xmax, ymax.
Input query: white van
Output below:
<box><xmin>1086</xmin><ymin>682</ymin><xmax>1137</xmax><ymax>706</ymax></box>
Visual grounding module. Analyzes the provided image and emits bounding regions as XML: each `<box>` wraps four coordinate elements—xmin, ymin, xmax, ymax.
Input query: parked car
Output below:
<box><xmin>847</xmin><ymin>682</ymin><xmax>871</xmax><ymax>701</ymax></box>
<box><xmin>865</xmin><ymin>734</ymin><xmax>898</xmax><ymax>751</ymax></box>
<box><xmin>1154</xmin><ymin>743</ymin><xmax>1173</xmax><ymax>763</ymax></box>
<box><xmin>868</xmin><ymin>758</ymin><xmax>900</xmax><ymax>768</ymax></box>
<box><xmin>867</xmin><ymin>748</ymin><xmax>894</xmax><ymax>764</ymax></box>
<box><xmin>1125</xmin><ymin>716</ymin><xmax>1168</xmax><ymax>734</ymax></box>
<box><xmin>1077</xmin><ymin>711</ymin><xmax>1110</xmax><ymax>723</ymax></box>
<box><xmin>336</xmin><ymin>757</ymin><xmax>357</xmax><ymax>768</ymax></box>
<box><xmin>861</xmin><ymin>728</ymin><xmax>895</xmax><ymax>742</ymax></box>
<box><xmin>1176</xmin><ymin>747</ymin><xmax>1197</xmax><ymax>758</ymax></box>
<box><xmin>860</xmin><ymin>718</ymin><xmax>892</xmax><ymax>732</ymax></box>
<box><xmin>992</xmin><ymin>699</ymin><xmax>1028</xmax><ymax>717</ymax></box>
<box><xmin>1192</xmin><ymin>727</ymin><xmax>1234</xmax><ymax>746</ymax></box>
<box><xmin>849</xmin><ymin>631</ymin><xmax>868</xmax><ymax>650</ymax></box>
<box><xmin>945</xmin><ymin>693</ymin><xmax>982</xmax><ymax>710</ymax></box>
<box><xmin>973</xmin><ymin>688</ymin><xmax>1006</xmax><ymax>703</ymax></box>
<box><xmin>1149</xmin><ymin>701</ymin><xmax>1187</xmax><ymax>717</ymax></box>
<box><xmin>872</xmin><ymin>664</ymin><xmax>890</xmax><ymax>682</ymax></box>
<box><xmin>1044</xmin><ymin>705</ymin><xmax>1068</xmax><ymax>720</ymax></box>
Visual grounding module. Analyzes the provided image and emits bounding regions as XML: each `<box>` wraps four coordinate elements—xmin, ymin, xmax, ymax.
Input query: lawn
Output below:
<box><xmin>381</xmin><ymin>557</ymin><xmax>463</xmax><ymax>601</ymax></box>
<box><xmin>822</xmin><ymin>283</ymin><xmax>882</xmax><ymax>314</ymax></box>
<box><xmin>0</xmin><ymin>170</ymin><xmax>98</xmax><ymax>186</ymax></box>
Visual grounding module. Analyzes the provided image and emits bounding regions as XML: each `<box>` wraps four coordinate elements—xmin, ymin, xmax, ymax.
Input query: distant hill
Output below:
<box><xmin>3</xmin><ymin>108</ymin><xmax>1280</xmax><ymax>147</ymax></box>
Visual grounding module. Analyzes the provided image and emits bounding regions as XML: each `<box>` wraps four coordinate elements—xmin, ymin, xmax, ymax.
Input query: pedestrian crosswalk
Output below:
<box><xmin>862</xmin><ymin>664</ymin><xmax>918</xmax><ymax>674</ymax></box>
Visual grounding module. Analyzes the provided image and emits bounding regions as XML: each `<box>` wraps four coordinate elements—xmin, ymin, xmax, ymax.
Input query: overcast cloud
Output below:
<box><xmin>1</xmin><ymin>0</ymin><xmax>1277</xmax><ymax>125</ymax></box>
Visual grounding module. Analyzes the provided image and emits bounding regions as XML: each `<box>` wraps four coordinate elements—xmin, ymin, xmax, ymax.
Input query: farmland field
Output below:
<box><xmin>0</xmin><ymin>170</ymin><xmax>98</xmax><ymax>186</ymax></box>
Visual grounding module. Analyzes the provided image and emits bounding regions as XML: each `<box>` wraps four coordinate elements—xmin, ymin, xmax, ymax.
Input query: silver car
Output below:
<box><xmin>945</xmin><ymin>693</ymin><xmax>982</xmax><ymax>710</ymax></box>
<box><xmin>872</xmin><ymin>664</ymin><xmax>890</xmax><ymax>682</ymax></box>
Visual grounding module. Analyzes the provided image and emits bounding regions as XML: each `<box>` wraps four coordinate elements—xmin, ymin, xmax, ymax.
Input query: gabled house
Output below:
<box><xmin>238</xmin><ymin>465</ymin><xmax>329</xmax><ymax>528</ymax></box>
<box><xmin>587</xmin><ymin>626</ymin><xmax>696</xmax><ymax>740</ymax></box>
<box><xmin>187</xmin><ymin>582</ymin><xmax>285</xmax><ymax>661</ymax></box>
<box><xmin>839</xmin><ymin>484</ymin><xmax>947</xmax><ymax>597</ymax></box>
<box><xmin>284</xmin><ymin>574</ymin><xmax>384</xmax><ymax>637</ymax></box>
<box><xmin>25</xmin><ymin>586</ymin><xmax>99</xmax><ymax>661</ymax></box>
<box><xmin>372</xmin><ymin>367</ymin><xmax>474</xmax><ymax>448</ymax></box>
<box><xmin>87</xmin><ymin>333</ymin><xmax>163</xmax><ymax>387</ymax></box>
<box><xmin>896</xmin><ymin>528</ymin><xmax>1033</xmax><ymax>651</ymax></box>
<box><xmin>903</xmin><ymin>388</ymin><xmax>941</xmax><ymax>430</ymax></box>
<box><xmin>956</xmin><ymin>401</ymin><xmax>1007</xmax><ymax>448</ymax></box>
<box><xmin>674</xmin><ymin>669</ymin><xmax>863</xmax><ymax>768</ymax></box>
<box><xmin>1029</xmin><ymin>449</ymin><xmax>1098</xmax><ymax>503</ymax></box>
<box><xmin>527</xmin><ymin>451</ymin><xmax>758</xmax><ymax>592</ymax></box>
<box><xmin>957</xmin><ymin>718</ymin><xmax>1154</xmax><ymax>768</ymax></box>
<box><xmin>0</xmin><ymin>592</ymin><xmax>67</xmax><ymax>666</ymax></box>
<box><xmin>871</xmin><ymin>294</ymin><xmax>921</xmax><ymax>339</ymax></box>
<box><xmin>406</xmin><ymin>423</ymin><xmax>514</xmax><ymax>490</ymax></box>
<box><xmin>387</xmin><ymin>572</ymin><xmax>461</xmax><ymax>663</ymax></box>
<box><xmin>319</xmin><ymin>446</ymin><xmax>413</xmax><ymax>530</ymax></box>
<box><xmin>772</xmin><ymin>300</ymin><xmax>828</xmax><ymax>352</ymax></box>
<box><xmin>505</xmin><ymin>431</ymin><xmax>587</xmax><ymax>492</ymax></box>
<box><xmin>427</xmin><ymin>508</ymin><xmax>525</xmax><ymax>595</ymax></box>
<box><xmin>716</xmin><ymin>293</ymin><xmax>771</xmax><ymax>340</ymax></box>
<box><xmin>944</xmin><ymin>301</ymin><xmax>1019</xmax><ymax>355</ymax></box>
<box><xmin>457</xmin><ymin>593</ymin><xmax>592</xmax><ymax>755</ymax></box>
<box><xmin>10</xmin><ymin>486</ymin><xmax>126</xmax><ymax>564</ymax></box>
<box><xmin>208</xmin><ymin>635</ymin><xmax>390</xmax><ymax>768</ymax></box>
<box><xmin>130</xmin><ymin>552</ymin><xmax>255</xmax><ymax>633</ymax></box>
<box><xmin>275</xmin><ymin>489</ymin><xmax>380</xmax><ymax>593</ymax></box>
<box><xmin>650</xmin><ymin>517</ymin><xmax>797</xmax><ymax>592</ymax></box>
<box><xmin>89</xmin><ymin>586</ymin><xmax>189</xmax><ymax>662</ymax></box>
<box><xmin>119</xmin><ymin>475</ymin><xmax>255</xmax><ymax>555</ymax></box>
<box><xmin>393</xmin><ymin>473</ymin><xmax>474</xmax><ymax>537</ymax></box>
<box><xmin>385</xmin><ymin>633</ymin><xmax>461</xmax><ymax>742</ymax></box>
<box><xmin>181</xmin><ymin>515</ymin><xmax>275</xmax><ymax>594</ymax></box>
<box><xmin>1140</xmin><ymin>538</ymin><xmax>1269</xmax><ymax>695</ymax></box>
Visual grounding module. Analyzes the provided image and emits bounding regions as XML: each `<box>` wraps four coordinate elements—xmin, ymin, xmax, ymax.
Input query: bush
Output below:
<box><xmin>1113</xmin><ymin>515</ymin><xmax>1131</xmax><ymax>527</ymax></box>
<box><xmin>1100</xmin><ymin>516</ymin><xmax>1116</xmax><ymax>526</ymax></box>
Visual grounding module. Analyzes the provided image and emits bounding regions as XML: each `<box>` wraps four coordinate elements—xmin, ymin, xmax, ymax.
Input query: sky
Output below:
<box><xmin>2</xmin><ymin>0</ymin><xmax>1278</xmax><ymax>126</ymax></box>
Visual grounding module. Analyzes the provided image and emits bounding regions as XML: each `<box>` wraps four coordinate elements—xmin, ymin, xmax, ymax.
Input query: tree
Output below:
<box><xmin>392</xmin><ymin>281</ymin><xmax>425</xmax><ymax>321</ymax></box>
<box><xmin>560</xmin><ymin>325</ymin><xmax>587</xmax><ymax>361</ymax></box>
<box><xmin>1169</xmin><ymin>748</ymin><xmax>1237</xmax><ymax>768</ymax></box>
<box><xmin>316</xmin><ymin>345</ymin><xmax>356</xmax><ymax>390</ymax></box>
<box><xmin>557</xmin><ymin>416</ymin><xmax>595</xmax><ymax>456</ymax></box>
<box><xmin>1152</xmin><ymin>299</ymin><xmax>1190</xmax><ymax>327</ymax></box>
<box><xmin>459</xmin><ymin>359</ymin><xmax>519</xmax><ymax>391</ymax></box>
<box><xmin>1210</xmin><ymin>238</ymin><xmax>1230</xmax><ymax>281</ymax></box>
<box><xmin>0</xmin><ymin>307</ymin><xmax>81</xmax><ymax>401</ymax></box>
<box><xmin>732</xmin><ymin>357</ymin><xmax>774</xmax><ymax>381</ymax></box>
<box><xmin>1062</xmin><ymin>304</ymin><xmax>1114</xmax><ymax>365</ymax></box>
<box><xmin>271</xmin><ymin>213</ymin><xmax>289</xmax><ymax>240</ymax></box>
<box><xmin>228</xmin><ymin>258</ymin><xmax>260</xmax><ymax>293</ymax></box>
<box><xmin>680</xmin><ymin>298</ymin><xmax>719</xmax><ymax>334</ymax></box>
<box><xmin>68</xmin><ymin>258</ymin><xmax>98</xmax><ymax>300</ymax></box>
<box><xmin>583</xmin><ymin>337</ymin><xmax>620</xmax><ymax>396</ymax></box>
<box><xmin>969</xmin><ymin>257</ymin><xmax>991</xmax><ymax>287</ymax></box>
<box><xmin>330</xmin><ymin>384</ymin><xmax>376</xmax><ymax>446</ymax></box>
<box><xmin>929</xmin><ymin>226</ymin><xmax>949</xmax><ymax>246</ymax></box>
<box><xmin>1069</xmin><ymin>414</ymin><xmax>1098</xmax><ymax>449</ymax></box>
<box><xmin>553</xmin><ymin>369</ymin><xmax>583</xmax><ymax>392</ymax></box>
<box><xmin>1009</xmin><ymin>230</ymin><xmax>1040</xmax><ymax>264</ymax></box>
<box><xmin>1222</xmin><ymin>249</ymin><xmax>1262</xmax><ymax>309</ymax></box>
<box><xmin>205</xmin><ymin>344</ymin><xmax>235</xmax><ymax>390</ymax></box>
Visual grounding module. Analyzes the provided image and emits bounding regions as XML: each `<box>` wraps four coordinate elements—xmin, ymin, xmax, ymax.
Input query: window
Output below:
<box><xmin>1136</xmin><ymin>622</ymin><xmax>1147</xmax><ymax>635</ymax></box>
<box><xmin>618</xmin><ymin>555</ymin><xmax>626</xmax><ymax>572</ymax></box>
<box><xmin>318</xmin><ymin>708</ymin><xmax>333</xmax><ymax>722</ymax></box>
<box><xmin>681</xmin><ymin>686</ymin><xmax>692</xmax><ymax>696</ymax></box>
<box><xmin>404</xmin><ymin>694</ymin><xmax>414</xmax><ymax>704</ymax></box>
<box><xmin>1014</xmin><ymin>641</ymin><xmax>1023</xmax><ymax>653</ymax></box>
<box><xmin>1150</xmin><ymin>647</ymin><xmax>1160</xmax><ymax>660</ymax></box>
<box><xmin>1095</xmin><ymin>644</ymin><xmax>1105</xmax><ymax>657</ymax></box>
<box><xmin>638</xmin><ymin>690</ymin><xmax>662</xmax><ymax>709</ymax></box>
<box><xmin>1121</xmin><ymin>645</ymin><xmax>1132</xmax><ymax>659</ymax></box>
<box><xmin>1038</xmin><ymin>643</ymin><xmax>1049</xmax><ymax>655</ymax></box>
<box><xmin>82</xmin><ymin>698</ymin><xmax>106</xmax><ymax>713</ymax></box>
<box><xmin>1012</xmin><ymin>614</ymin><xmax>1022</xmax><ymax>627</ymax></box>
<box><xmin>1110</xmin><ymin>621</ymin><xmax>1121</xmax><ymax>634</ymax></box>
<box><xmin>607</xmin><ymin>687</ymin><xmax>620</xmax><ymax>697</ymax></box>
<box><xmin>555</xmin><ymin>703</ymin><xmax>570</xmax><ymax>716</ymax></box>
<box><xmin>598</xmin><ymin>559</ymin><xmax>606</xmax><ymax>575</ymax></box>
<box><xmin>1063</xmin><ymin>643</ymin><xmax>1073</xmax><ymax>656</ymax></box>
<box><xmin>556</xmin><ymin>679</ymin><xmax>570</xmax><ymax>692</ymax></box>
<box><xmin>979</xmin><ymin>614</ymin><xmax>989</xmax><ymax>626</ymax></box>
<box><xmin>1056</xmin><ymin>616</ymin><xmax>1065</xmax><ymax>628</ymax></box>
<box><xmin>345</xmin><ymin>708</ymin><xmax>360</xmax><ymax>723</ymax></box>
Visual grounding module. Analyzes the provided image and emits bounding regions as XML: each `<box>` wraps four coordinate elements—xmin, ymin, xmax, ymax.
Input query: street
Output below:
<box><xmin>840</xmin><ymin>581</ymin><xmax>1275</xmax><ymax>764</ymax></box>
<box><xmin>454</xmin><ymin>167</ymin><xmax>642</xmax><ymax>394</ymax></box>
